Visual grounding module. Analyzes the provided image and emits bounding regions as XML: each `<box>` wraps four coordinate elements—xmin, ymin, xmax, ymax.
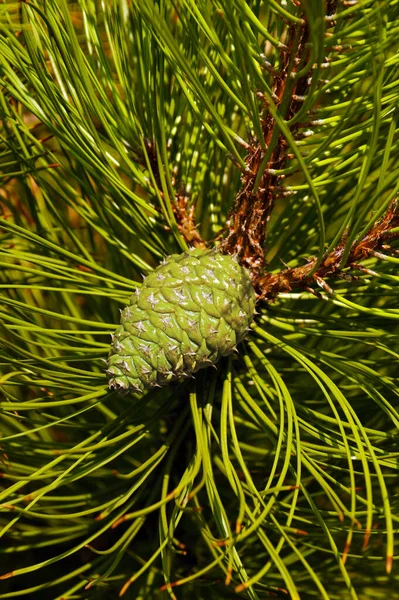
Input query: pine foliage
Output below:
<box><xmin>1</xmin><ymin>1</ymin><xmax>399</xmax><ymax>599</ymax></box>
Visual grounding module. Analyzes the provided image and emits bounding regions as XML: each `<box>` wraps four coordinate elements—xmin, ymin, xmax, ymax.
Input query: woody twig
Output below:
<box><xmin>256</xmin><ymin>200</ymin><xmax>399</xmax><ymax>301</ymax></box>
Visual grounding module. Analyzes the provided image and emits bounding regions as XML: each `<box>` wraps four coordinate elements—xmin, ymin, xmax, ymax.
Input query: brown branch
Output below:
<box><xmin>218</xmin><ymin>7</ymin><xmax>317</xmax><ymax>274</ymax></box>
<box><xmin>143</xmin><ymin>139</ymin><xmax>206</xmax><ymax>247</ymax></box>
<box><xmin>174</xmin><ymin>193</ymin><xmax>206</xmax><ymax>249</ymax></box>
<box><xmin>256</xmin><ymin>201</ymin><xmax>399</xmax><ymax>301</ymax></box>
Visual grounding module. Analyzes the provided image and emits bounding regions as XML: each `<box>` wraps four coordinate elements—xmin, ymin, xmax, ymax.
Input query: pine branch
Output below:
<box><xmin>256</xmin><ymin>199</ymin><xmax>399</xmax><ymax>300</ymax></box>
<box><xmin>219</xmin><ymin>3</ymin><xmax>330</xmax><ymax>272</ymax></box>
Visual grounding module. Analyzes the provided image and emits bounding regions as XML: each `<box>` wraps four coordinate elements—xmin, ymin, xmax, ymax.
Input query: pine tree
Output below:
<box><xmin>1</xmin><ymin>1</ymin><xmax>399</xmax><ymax>598</ymax></box>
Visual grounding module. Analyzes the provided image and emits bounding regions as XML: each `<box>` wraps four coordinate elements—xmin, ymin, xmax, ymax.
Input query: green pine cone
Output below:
<box><xmin>107</xmin><ymin>248</ymin><xmax>256</xmax><ymax>393</ymax></box>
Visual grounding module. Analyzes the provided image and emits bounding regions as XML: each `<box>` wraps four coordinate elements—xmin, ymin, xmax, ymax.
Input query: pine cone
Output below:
<box><xmin>107</xmin><ymin>248</ymin><xmax>256</xmax><ymax>393</ymax></box>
